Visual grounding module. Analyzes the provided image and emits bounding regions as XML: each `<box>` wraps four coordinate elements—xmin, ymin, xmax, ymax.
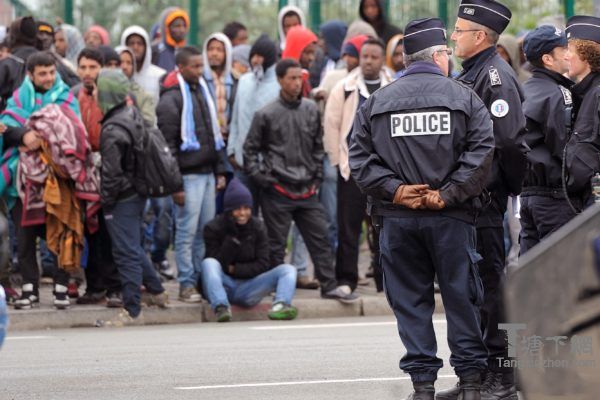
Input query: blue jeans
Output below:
<box><xmin>175</xmin><ymin>173</ymin><xmax>216</xmax><ymax>288</ymax></box>
<box><xmin>104</xmin><ymin>196</ymin><xmax>165</xmax><ymax>318</ymax></box>
<box><xmin>291</xmin><ymin>225</ymin><xmax>308</xmax><ymax>276</ymax></box>
<box><xmin>0</xmin><ymin>285</ymin><xmax>7</xmax><ymax>349</ymax></box>
<box><xmin>319</xmin><ymin>155</ymin><xmax>338</xmax><ymax>248</ymax></box>
<box><xmin>147</xmin><ymin>196</ymin><xmax>173</xmax><ymax>263</ymax></box>
<box><xmin>200</xmin><ymin>257</ymin><xmax>297</xmax><ymax>310</ymax></box>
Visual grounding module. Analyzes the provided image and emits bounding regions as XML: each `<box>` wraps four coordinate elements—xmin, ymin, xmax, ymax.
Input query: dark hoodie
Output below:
<box><xmin>359</xmin><ymin>0</ymin><xmax>402</xmax><ymax>44</ymax></box>
<box><xmin>309</xmin><ymin>20</ymin><xmax>347</xmax><ymax>88</ymax></box>
<box><xmin>151</xmin><ymin>7</ymin><xmax>190</xmax><ymax>72</ymax></box>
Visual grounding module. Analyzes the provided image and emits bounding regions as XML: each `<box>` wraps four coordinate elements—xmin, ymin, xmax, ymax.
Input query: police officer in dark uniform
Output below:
<box><xmin>519</xmin><ymin>26</ymin><xmax>578</xmax><ymax>254</ymax></box>
<box><xmin>439</xmin><ymin>2</ymin><xmax>527</xmax><ymax>399</ymax></box>
<box><xmin>349</xmin><ymin>18</ymin><xmax>494</xmax><ymax>400</ymax></box>
<box><xmin>564</xmin><ymin>16</ymin><xmax>600</xmax><ymax>207</ymax></box>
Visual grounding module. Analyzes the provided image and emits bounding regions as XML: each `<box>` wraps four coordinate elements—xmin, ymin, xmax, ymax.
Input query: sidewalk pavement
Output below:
<box><xmin>6</xmin><ymin>245</ymin><xmax>446</xmax><ymax>331</ymax></box>
<box><xmin>6</xmin><ymin>278</ymin><xmax>445</xmax><ymax>331</ymax></box>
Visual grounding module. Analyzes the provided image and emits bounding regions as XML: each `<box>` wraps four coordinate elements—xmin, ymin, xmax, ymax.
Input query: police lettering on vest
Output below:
<box><xmin>390</xmin><ymin>112</ymin><xmax>451</xmax><ymax>137</ymax></box>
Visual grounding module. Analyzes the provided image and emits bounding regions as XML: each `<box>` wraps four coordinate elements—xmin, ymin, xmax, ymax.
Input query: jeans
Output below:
<box><xmin>290</xmin><ymin>225</ymin><xmax>308</xmax><ymax>276</ymax></box>
<box><xmin>147</xmin><ymin>196</ymin><xmax>173</xmax><ymax>263</ymax></box>
<box><xmin>319</xmin><ymin>155</ymin><xmax>338</xmax><ymax>248</ymax></box>
<box><xmin>175</xmin><ymin>173</ymin><xmax>216</xmax><ymax>288</ymax></box>
<box><xmin>200</xmin><ymin>257</ymin><xmax>297</xmax><ymax>310</ymax></box>
<box><xmin>104</xmin><ymin>195</ymin><xmax>164</xmax><ymax>318</ymax></box>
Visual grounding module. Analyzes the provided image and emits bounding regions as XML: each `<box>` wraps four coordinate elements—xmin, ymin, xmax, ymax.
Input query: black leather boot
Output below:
<box><xmin>480</xmin><ymin>371</ymin><xmax>517</xmax><ymax>400</ymax></box>
<box><xmin>406</xmin><ymin>381</ymin><xmax>435</xmax><ymax>400</ymax></box>
<box><xmin>458</xmin><ymin>373</ymin><xmax>481</xmax><ymax>400</ymax></box>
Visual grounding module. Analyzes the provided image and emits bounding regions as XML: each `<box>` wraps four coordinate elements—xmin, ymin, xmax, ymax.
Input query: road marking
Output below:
<box><xmin>175</xmin><ymin>375</ymin><xmax>456</xmax><ymax>390</ymax></box>
<box><xmin>250</xmin><ymin>320</ymin><xmax>447</xmax><ymax>330</ymax></box>
<box><xmin>6</xmin><ymin>336</ymin><xmax>55</xmax><ymax>340</ymax></box>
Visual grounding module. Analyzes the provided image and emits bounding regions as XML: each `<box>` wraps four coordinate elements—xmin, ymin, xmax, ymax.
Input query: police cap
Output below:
<box><xmin>403</xmin><ymin>18</ymin><xmax>447</xmax><ymax>55</ymax></box>
<box><xmin>457</xmin><ymin>0</ymin><xmax>511</xmax><ymax>34</ymax></box>
<box><xmin>523</xmin><ymin>25</ymin><xmax>567</xmax><ymax>61</ymax></box>
<box><xmin>566</xmin><ymin>15</ymin><xmax>600</xmax><ymax>44</ymax></box>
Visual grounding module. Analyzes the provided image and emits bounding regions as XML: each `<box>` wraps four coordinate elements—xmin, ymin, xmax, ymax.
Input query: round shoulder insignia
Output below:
<box><xmin>490</xmin><ymin>99</ymin><xmax>509</xmax><ymax>118</ymax></box>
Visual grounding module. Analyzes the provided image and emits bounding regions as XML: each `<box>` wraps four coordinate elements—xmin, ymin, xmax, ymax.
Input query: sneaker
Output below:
<box><xmin>53</xmin><ymin>284</ymin><xmax>70</xmax><ymax>309</ymax></box>
<box><xmin>14</xmin><ymin>284</ymin><xmax>39</xmax><ymax>310</ymax></box>
<box><xmin>106</xmin><ymin>292</ymin><xmax>123</xmax><ymax>308</ymax></box>
<box><xmin>321</xmin><ymin>286</ymin><xmax>360</xmax><ymax>304</ymax></box>
<box><xmin>96</xmin><ymin>309</ymin><xmax>144</xmax><ymax>328</ymax></box>
<box><xmin>215</xmin><ymin>304</ymin><xmax>232</xmax><ymax>322</ymax></box>
<box><xmin>268</xmin><ymin>302</ymin><xmax>298</xmax><ymax>320</ymax></box>
<box><xmin>296</xmin><ymin>275</ymin><xmax>320</xmax><ymax>290</ymax></box>
<box><xmin>154</xmin><ymin>260</ymin><xmax>175</xmax><ymax>280</ymax></box>
<box><xmin>179</xmin><ymin>286</ymin><xmax>202</xmax><ymax>303</ymax></box>
<box><xmin>76</xmin><ymin>291</ymin><xmax>106</xmax><ymax>305</ymax></box>
<box><xmin>4</xmin><ymin>287</ymin><xmax>19</xmax><ymax>305</ymax></box>
<box><xmin>141</xmin><ymin>291</ymin><xmax>168</xmax><ymax>308</ymax></box>
<box><xmin>67</xmin><ymin>282</ymin><xmax>79</xmax><ymax>298</ymax></box>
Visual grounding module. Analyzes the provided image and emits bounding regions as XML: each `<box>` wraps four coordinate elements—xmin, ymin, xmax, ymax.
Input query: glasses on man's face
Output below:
<box><xmin>436</xmin><ymin>48</ymin><xmax>453</xmax><ymax>56</ymax></box>
<box><xmin>453</xmin><ymin>28</ymin><xmax>482</xmax><ymax>35</ymax></box>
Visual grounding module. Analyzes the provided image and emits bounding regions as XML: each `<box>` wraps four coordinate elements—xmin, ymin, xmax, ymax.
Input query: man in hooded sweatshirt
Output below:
<box><xmin>151</xmin><ymin>7</ymin><xmax>190</xmax><ymax>72</ymax></box>
<box><xmin>309</xmin><ymin>20</ymin><xmax>347</xmax><ymax>88</ymax></box>
<box><xmin>359</xmin><ymin>0</ymin><xmax>403</xmax><ymax>44</ymax></box>
<box><xmin>120</xmin><ymin>25</ymin><xmax>166</xmax><ymax>104</ymax></box>
<box><xmin>228</xmin><ymin>34</ymin><xmax>279</xmax><ymax>211</ymax></box>
<box><xmin>282</xmin><ymin>25</ymin><xmax>318</xmax><ymax>97</ymax></box>
<box><xmin>277</xmin><ymin>5</ymin><xmax>307</xmax><ymax>53</ymax></box>
<box><xmin>203</xmin><ymin>33</ymin><xmax>237</xmax><ymax>141</ymax></box>
<box><xmin>97</xmin><ymin>69</ymin><xmax>167</xmax><ymax>325</ymax></box>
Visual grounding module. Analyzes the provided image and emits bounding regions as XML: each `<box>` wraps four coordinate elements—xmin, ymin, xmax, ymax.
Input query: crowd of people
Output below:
<box><xmin>0</xmin><ymin>0</ymin><xmax>599</xmax><ymax>397</ymax></box>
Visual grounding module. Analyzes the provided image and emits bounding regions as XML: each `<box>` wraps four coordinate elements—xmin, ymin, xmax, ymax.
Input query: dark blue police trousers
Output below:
<box><xmin>380</xmin><ymin>215</ymin><xmax>487</xmax><ymax>383</ymax></box>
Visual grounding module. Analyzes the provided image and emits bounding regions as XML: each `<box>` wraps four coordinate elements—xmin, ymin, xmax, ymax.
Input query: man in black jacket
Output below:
<box><xmin>442</xmin><ymin>2</ymin><xmax>527</xmax><ymax>397</ymax></box>
<box><xmin>98</xmin><ymin>69</ymin><xmax>166</xmax><ymax>324</ymax></box>
<box><xmin>520</xmin><ymin>26</ymin><xmax>577</xmax><ymax>254</ymax></box>
<box><xmin>201</xmin><ymin>178</ymin><xmax>298</xmax><ymax>322</ymax></box>
<box><xmin>244</xmin><ymin>59</ymin><xmax>358</xmax><ymax>304</ymax></box>
<box><xmin>349</xmin><ymin>18</ymin><xmax>494</xmax><ymax>400</ymax></box>
<box><xmin>156</xmin><ymin>46</ymin><xmax>226</xmax><ymax>304</ymax></box>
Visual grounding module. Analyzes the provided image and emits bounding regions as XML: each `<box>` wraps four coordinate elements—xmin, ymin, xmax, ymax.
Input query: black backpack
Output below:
<box><xmin>107</xmin><ymin>107</ymin><xmax>183</xmax><ymax>197</ymax></box>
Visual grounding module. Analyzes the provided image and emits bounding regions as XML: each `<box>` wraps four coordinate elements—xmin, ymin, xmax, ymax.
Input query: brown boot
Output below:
<box><xmin>296</xmin><ymin>275</ymin><xmax>320</xmax><ymax>290</ymax></box>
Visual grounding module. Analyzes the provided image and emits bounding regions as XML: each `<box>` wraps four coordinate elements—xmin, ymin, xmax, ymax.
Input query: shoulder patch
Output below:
<box><xmin>559</xmin><ymin>85</ymin><xmax>573</xmax><ymax>106</ymax></box>
<box><xmin>489</xmin><ymin>67</ymin><xmax>502</xmax><ymax>86</ymax></box>
<box><xmin>490</xmin><ymin>99</ymin><xmax>509</xmax><ymax>118</ymax></box>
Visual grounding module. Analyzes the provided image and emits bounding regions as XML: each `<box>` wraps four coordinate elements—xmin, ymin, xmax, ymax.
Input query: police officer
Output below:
<box><xmin>440</xmin><ymin>2</ymin><xmax>527</xmax><ymax>399</ymax></box>
<box><xmin>349</xmin><ymin>18</ymin><xmax>494</xmax><ymax>400</ymax></box>
<box><xmin>564</xmin><ymin>16</ymin><xmax>600</xmax><ymax>207</ymax></box>
<box><xmin>520</xmin><ymin>26</ymin><xmax>578</xmax><ymax>254</ymax></box>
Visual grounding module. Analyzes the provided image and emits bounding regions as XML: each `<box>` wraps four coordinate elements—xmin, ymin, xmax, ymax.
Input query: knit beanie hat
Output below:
<box><xmin>223</xmin><ymin>178</ymin><xmax>253</xmax><ymax>212</ymax></box>
<box><xmin>250</xmin><ymin>33</ymin><xmax>278</xmax><ymax>70</ymax></box>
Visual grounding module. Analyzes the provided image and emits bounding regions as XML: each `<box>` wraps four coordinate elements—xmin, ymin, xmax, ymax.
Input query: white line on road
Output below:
<box><xmin>250</xmin><ymin>320</ymin><xmax>447</xmax><ymax>330</ymax></box>
<box><xmin>6</xmin><ymin>336</ymin><xmax>55</xmax><ymax>340</ymax></box>
<box><xmin>175</xmin><ymin>375</ymin><xmax>456</xmax><ymax>390</ymax></box>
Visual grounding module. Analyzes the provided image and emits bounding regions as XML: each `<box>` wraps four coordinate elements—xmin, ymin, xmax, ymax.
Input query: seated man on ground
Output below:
<box><xmin>200</xmin><ymin>178</ymin><xmax>298</xmax><ymax>322</ymax></box>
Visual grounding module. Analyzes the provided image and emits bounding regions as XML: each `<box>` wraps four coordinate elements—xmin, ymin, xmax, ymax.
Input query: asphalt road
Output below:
<box><xmin>1</xmin><ymin>316</ymin><xmax>457</xmax><ymax>400</ymax></box>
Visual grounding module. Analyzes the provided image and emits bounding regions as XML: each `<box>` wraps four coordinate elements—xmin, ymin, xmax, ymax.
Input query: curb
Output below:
<box><xmin>7</xmin><ymin>294</ymin><xmax>445</xmax><ymax>331</ymax></box>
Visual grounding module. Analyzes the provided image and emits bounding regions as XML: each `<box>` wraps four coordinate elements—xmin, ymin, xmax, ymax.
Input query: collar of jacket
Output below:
<box><xmin>458</xmin><ymin>46</ymin><xmax>497</xmax><ymax>83</ymax></box>
<box><xmin>343</xmin><ymin>67</ymin><xmax>393</xmax><ymax>98</ymax></box>
<box><xmin>401</xmin><ymin>61</ymin><xmax>445</xmax><ymax>78</ymax></box>
<box><xmin>571</xmin><ymin>72</ymin><xmax>600</xmax><ymax>100</ymax></box>
<box><xmin>530</xmin><ymin>67</ymin><xmax>574</xmax><ymax>88</ymax></box>
<box><xmin>278</xmin><ymin>92</ymin><xmax>302</xmax><ymax>108</ymax></box>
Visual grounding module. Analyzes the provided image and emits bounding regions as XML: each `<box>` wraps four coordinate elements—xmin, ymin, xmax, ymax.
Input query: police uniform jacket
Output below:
<box><xmin>565</xmin><ymin>72</ymin><xmax>600</xmax><ymax>201</ymax></box>
<box><xmin>457</xmin><ymin>46</ymin><xmax>528</xmax><ymax>227</ymax></box>
<box><xmin>348</xmin><ymin>61</ymin><xmax>495</xmax><ymax>224</ymax></box>
<box><xmin>522</xmin><ymin>68</ymin><xmax>574</xmax><ymax>190</ymax></box>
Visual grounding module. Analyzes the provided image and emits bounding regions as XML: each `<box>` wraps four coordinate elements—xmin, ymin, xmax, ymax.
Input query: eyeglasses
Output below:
<box><xmin>436</xmin><ymin>48</ymin><xmax>453</xmax><ymax>56</ymax></box>
<box><xmin>453</xmin><ymin>28</ymin><xmax>483</xmax><ymax>35</ymax></box>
